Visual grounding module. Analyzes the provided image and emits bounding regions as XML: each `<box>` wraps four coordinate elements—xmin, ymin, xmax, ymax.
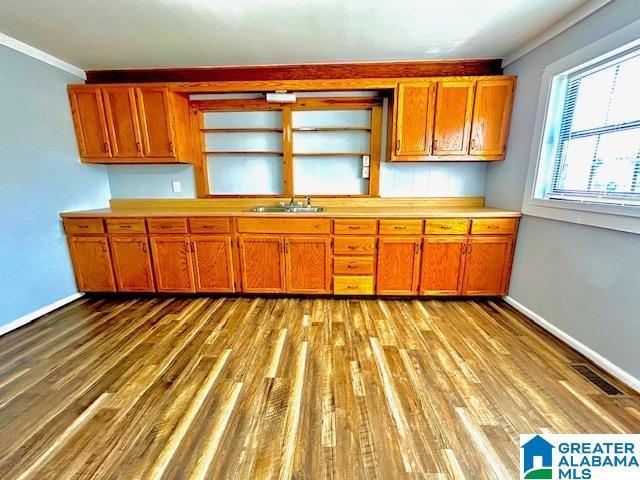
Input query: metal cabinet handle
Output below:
<box><xmin>348</xmin><ymin>226</ymin><xmax>361</xmax><ymax>230</ymax></box>
<box><xmin>394</xmin><ymin>226</ymin><xmax>407</xmax><ymax>230</ymax></box>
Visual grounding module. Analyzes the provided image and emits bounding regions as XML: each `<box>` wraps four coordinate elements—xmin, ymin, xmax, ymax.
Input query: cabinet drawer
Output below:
<box><xmin>471</xmin><ymin>218</ymin><xmax>517</xmax><ymax>235</ymax></box>
<box><xmin>379</xmin><ymin>219</ymin><xmax>423</xmax><ymax>235</ymax></box>
<box><xmin>106</xmin><ymin>218</ymin><xmax>147</xmax><ymax>234</ymax></box>
<box><xmin>334</xmin><ymin>276</ymin><xmax>374</xmax><ymax>295</ymax></box>
<box><xmin>334</xmin><ymin>256</ymin><xmax>375</xmax><ymax>275</ymax></box>
<box><xmin>333</xmin><ymin>219</ymin><xmax>377</xmax><ymax>235</ymax></box>
<box><xmin>189</xmin><ymin>217</ymin><xmax>231</xmax><ymax>234</ymax></box>
<box><xmin>333</xmin><ymin>237</ymin><xmax>376</xmax><ymax>255</ymax></box>
<box><xmin>237</xmin><ymin>217</ymin><xmax>331</xmax><ymax>234</ymax></box>
<box><xmin>63</xmin><ymin>218</ymin><xmax>104</xmax><ymax>234</ymax></box>
<box><xmin>147</xmin><ymin>217</ymin><xmax>189</xmax><ymax>234</ymax></box>
<box><xmin>424</xmin><ymin>218</ymin><xmax>469</xmax><ymax>235</ymax></box>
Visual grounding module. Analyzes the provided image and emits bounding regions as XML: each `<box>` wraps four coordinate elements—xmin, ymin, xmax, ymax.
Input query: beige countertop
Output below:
<box><xmin>60</xmin><ymin>205</ymin><xmax>521</xmax><ymax>219</ymax></box>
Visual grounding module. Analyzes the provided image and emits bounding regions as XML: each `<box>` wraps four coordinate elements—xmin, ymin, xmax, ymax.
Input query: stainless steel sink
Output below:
<box><xmin>249</xmin><ymin>205</ymin><xmax>324</xmax><ymax>213</ymax></box>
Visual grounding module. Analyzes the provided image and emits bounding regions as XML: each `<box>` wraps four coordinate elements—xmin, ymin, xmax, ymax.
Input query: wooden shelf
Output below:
<box><xmin>201</xmin><ymin>128</ymin><xmax>283</xmax><ymax>133</ymax></box>
<box><xmin>292</xmin><ymin>152</ymin><xmax>369</xmax><ymax>157</ymax></box>
<box><xmin>292</xmin><ymin>127</ymin><xmax>371</xmax><ymax>132</ymax></box>
<box><xmin>204</xmin><ymin>150</ymin><xmax>283</xmax><ymax>155</ymax></box>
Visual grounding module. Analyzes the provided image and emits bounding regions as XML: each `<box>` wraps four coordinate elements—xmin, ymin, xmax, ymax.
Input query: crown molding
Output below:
<box><xmin>0</xmin><ymin>31</ymin><xmax>86</xmax><ymax>79</ymax></box>
<box><xmin>502</xmin><ymin>0</ymin><xmax>613</xmax><ymax>67</ymax></box>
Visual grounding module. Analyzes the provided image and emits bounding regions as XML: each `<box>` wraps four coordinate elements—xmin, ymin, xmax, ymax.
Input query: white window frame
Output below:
<box><xmin>522</xmin><ymin>19</ymin><xmax>640</xmax><ymax>235</ymax></box>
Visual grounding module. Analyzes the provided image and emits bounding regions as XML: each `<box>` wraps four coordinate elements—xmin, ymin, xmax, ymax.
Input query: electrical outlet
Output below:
<box><xmin>362</xmin><ymin>155</ymin><xmax>370</xmax><ymax>166</ymax></box>
<box><xmin>172</xmin><ymin>181</ymin><xmax>182</xmax><ymax>193</ymax></box>
<box><xmin>362</xmin><ymin>166</ymin><xmax>370</xmax><ymax>179</ymax></box>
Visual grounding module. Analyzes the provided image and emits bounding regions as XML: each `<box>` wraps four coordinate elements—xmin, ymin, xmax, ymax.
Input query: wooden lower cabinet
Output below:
<box><xmin>149</xmin><ymin>235</ymin><xmax>195</xmax><ymax>293</ymax></box>
<box><xmin>420</xmin><ymin>236</ymin><xmax>466</xmax><ymax>295</ymax></box>
<box><xmin>460</xmin><ymin>236</ymin><xmax>512</xmax><ymax>295</ymax></box>
<box><xmin>109</xmin><ymin>236</ymin><xmax>155</xmax><ymax>292</ymax></box>
<box><xmin>285</xmin><ymin>236</ymin><xmax>331</xmax><ymax>294</ymax></box>
<box><xmin>68</xmin><ymin>236</ymin><xmax>116</xmax><ymax>292</ymax></box>
<box><xmin>376</xmin><ymin>237</ymin><xmax>421</xmax><ymax>295</ymax></box>
<box><xmin>238</xmin><ymin>236</ymin><xmax>285</xmax><ymax>293</ymax></box>
<box><xmin>191</xmin><ymin>235</ymin><xmax>235</xmax><ymax>293</ymax></box>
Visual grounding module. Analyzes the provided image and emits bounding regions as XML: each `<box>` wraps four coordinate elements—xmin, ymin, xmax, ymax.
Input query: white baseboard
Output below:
<box><xmin>504</xmin><ymin>295</ymin><xmax>640</xmax><ymax>394</ymax></box>
<box><xmin>0</xmin><ymin>293</ymin><xmax>85</xmax><ymax>337</ymax></box>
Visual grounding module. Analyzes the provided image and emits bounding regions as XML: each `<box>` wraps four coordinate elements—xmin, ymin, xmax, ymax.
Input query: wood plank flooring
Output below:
<box><xmin>0</xmin><ymin>296</ymin><xmax>638</xmax><ymax>479</ymax></box>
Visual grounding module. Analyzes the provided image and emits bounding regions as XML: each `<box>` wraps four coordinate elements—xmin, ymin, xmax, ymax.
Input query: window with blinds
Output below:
<box><xmin>543</xmin><ymin>48</ymin><xmax>640</xmax><ymax>205</ymax></box>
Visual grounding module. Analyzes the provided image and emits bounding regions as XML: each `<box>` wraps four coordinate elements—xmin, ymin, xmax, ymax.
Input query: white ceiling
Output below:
<box><xmin>0</xmin><ymin>0</ymin><xmax>589</xmax><ymax>70</ymax></box>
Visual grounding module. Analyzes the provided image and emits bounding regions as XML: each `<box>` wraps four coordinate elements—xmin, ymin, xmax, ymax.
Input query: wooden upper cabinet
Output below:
<box><xmin>136</xmin><ymin>87</ymin><xmax>175</xmax><ymax>157</ymax></box>
<box><xmin>420</xmin><ymin>236</ymin><xmax>465</xmax><ymax>295</ymax></box>
<box><xmin>469</xmin><ymin>78</ymin><xmax>515</xmax><ymax>156</ymax></box>
<box><xmin>238</xmin><ymin>236</ymin><xmax>285</xmax><ymax>293</ymax></box>
<box><xmin>395</xmin><ymin>81</ymin><xmax>436</xmax><ymax>156</ymax></box>
<box><xmin>149</xmin><ymin>235</ymin><xmax>195</xmax><ymax>292</ymax></box>
<box><xmin>433</xmin><ymin>80</ymin><xmax>475</xmax><ymax>156</ymax></box>
<box><xmin>285</xmin><ymin>236</ymin><xmax>331</xmax><ymax>294</ymax></box>
<box><xmin>68</xmin><ymin>87</ymin><xmax>111</xmax><ymax>158</ymax></box>
<box><xmin>376</xmin><ymin>237</ymin><xmax>421</xmax><ymax>295</ymax></box>
<box><xmin>109</xmin><ymin>236</ymin><xmax>155</xmax><ymax>292</ymax></box>
<box><xmin>102</xmin><ymin>87</ymin><xmax>143</xmax><ymax>158</ymax></box>
<box><xmin>461</xmin><ymin>236</ymin><xmax>513</xmax><ymax>295</ymax></box>
<box><xmin>68</xmin><ymin>236</ymin><xmax>116</xmax><ymax>292</ymax></box>
<box><xmin>191</xmin><ymin>235</ymin><xmax>235</xmax><ymax>293</ymax></box>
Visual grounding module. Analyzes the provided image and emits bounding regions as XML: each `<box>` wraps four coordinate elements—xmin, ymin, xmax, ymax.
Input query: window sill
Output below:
<box><xmin>522</xmin><ymin>198</ymin><xmax>640</xmax><ymax>234</ymax></box>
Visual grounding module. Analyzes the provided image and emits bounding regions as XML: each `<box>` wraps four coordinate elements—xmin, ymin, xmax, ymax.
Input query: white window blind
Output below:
<box><xmin>546</xmin><ymin>48</ymin><xmax>640</xmax><ymax>205</ymax></box>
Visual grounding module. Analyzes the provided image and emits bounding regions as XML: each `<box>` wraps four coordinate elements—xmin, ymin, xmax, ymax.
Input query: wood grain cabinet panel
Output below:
<box><xmin>191</xmin><ymin>236</ymin><xmax>235</xmax><ymax>293</ymax></box>
<box><xmin>333</xmin><ymin>237</ymin><xmax>376</xmax><ymax>256</ymax></box>
<box><xmin>149</xmin><ymin>235</ymin><xmax>195</xmax><ymax>292</ymax></box>
<box><xmin>63</xmin><ymin>218</ymin><xmax>105</xmax><ymax>234</ymax></box>
<box><xmin>334</xmin><ymin>275</ymin><xmax>374</xmax><ymax>295</ymax></box>
<box><xmin>333</xmin><ymin>219</ymin><xmax>377</xmax><ymax>235</ymax></box>
<box><xmin>461</xmin><ymin>236</ymin><xmax>512</xmax><ymax>295</ymax></box>
<box><xmin>395</xmin><ymin>81</ymin><xmax>436</xmax><ymax>156</ymax></box>
<box><xmin>378</xmin><ymin>219</ymin><xmax>423</xmax><ymax>235</ymax></box>
<box><xmin>147</xmin><ymin>217</ymin><xmax>189</xmax><ymax>234</ymax></box>
<box><xmin>420</xmin><ymin>236</ymin><xmax>465</xmax><ymax>295</ymax></box>
<box><xmin>106</xmin><ymin>218</ymin><xmax>147</xmax><ymax>234</ymax></box>
<box><xmin>136</xmin><ymin>87</ymin><xmax>175</xmax><ymax>157</ymax></box>
<box><xmin>238</xmin><ymin>236</ymin><xmax>285</xmax><ymax>293</ymax></box>
<box><xmin>433</xmin><ymin>80</ymin><xmax>474</xmax><ymax>155</ymax></box>
<box><xmin>102</xmin><ymin>87</ymin><xmax>143</xmax><ymax>158</ymax></box>
<box><xmin>285</xmin><ymin>236</ymin><xmax>331</xmax><ymax>294</ymax></box>
<box><xmin>376</xmin><ymin>237</ymin><xmax>421</xmax><ymax>295</ymax></box>
<box><xmin>68</xmin><ymin>87</ymin><xmax>111</xmax><ymax>158</ymax></box>
<box><xmin>424</xmin><ymin>218</ymin><xmax>469</xmax><ymax>235</ymax></box>
<box><xmin>68</xmin><ymin>236</ymin><xmax>116</xmax><ymax>292</ymax></box>
<box><xmin>470</xmin><ymin>218</ymin><xmax>517</xmax><ymax>235</ymax></box>
<box><xmin>109</xmin><ymin>236</ymin><xmax>155</xmax><ymax>292</ymax></box>
<box><xmin>470</xmin><ymin>79</ymin><xmax>515</xmax><ymax>156</ymax></box>
<box><xmin>334</xmin><ymin>256</ymin><xmax>375</xmax><ymax>275</ymax></box>
<box><xmin>189</xmin><ymin>217</ymin><xmax>231</xmax><ymax>234</ymax></box>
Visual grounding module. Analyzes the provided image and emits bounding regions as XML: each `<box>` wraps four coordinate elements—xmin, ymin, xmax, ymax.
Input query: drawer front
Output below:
<box><xmin>189</xmin><ymin>217</ymin><xmax>231</xmax><ymax>234</ymax></box>
<box><xmin>334</xmin><ymin>256</ymin><xmax>375</xmax><ymax>275</ymax></box>
<box><xmin>471</xmin><ymin>218</ymin><xmax>517</xmax><ymax>235</ymax></box>
<box><xmin>379</xmin><ymin>219</ymin><xmax>423</xmax><ymax>235</ymax></box>
<box><xmin>425</xmin><ymin>218</ymin><xmax>469</xmax><ymax>235</ymax></box>
<box><xmin>147</xmin><ymin>217</ymin><xmax>189</xmax><ymax>234</ymax></box>
<box><xmin>333</xmin><ymin>237</ymin><xmax>376</xmax><ymax>256</ymax></box>
<box><xmin>333</xmin><ymin>219</ymin><xmax>377</xmax><ymax>235</ymax></box>
<box><xmin>106</xmin><ymin>218</ymin><xmax>147</xmax><ymax>234</ymax></box>
<box><xmin>237</xmin><ymin>217</ymin><xmax>331</xmax><ymax>234</ymax></box>
<box><xmin>63</xmin><ymin>218</ymin><xmax>104</xmax><ymax>234</ymax></box>
<box><xmin>334</xmin><ymin>275</ymin><xmax>374</xmax><ymax>295</ymax></box>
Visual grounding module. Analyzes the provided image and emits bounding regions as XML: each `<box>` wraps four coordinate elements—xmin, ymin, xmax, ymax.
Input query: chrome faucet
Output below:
<box><xmin>289</xmin><ymin>195</ymin><xmax>295</xmax><ymax>206</ymax></box>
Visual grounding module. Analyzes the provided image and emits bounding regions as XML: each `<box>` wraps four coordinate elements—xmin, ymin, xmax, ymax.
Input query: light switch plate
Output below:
<box><xmin>172</xmin><ymin>181</ymin><xmax>182</xmax><ymax>193</ymax></box>
<box><xmin>362</xmin><ymin>155</ymin><xmax>370</xmax><ymax>166</ymax></box>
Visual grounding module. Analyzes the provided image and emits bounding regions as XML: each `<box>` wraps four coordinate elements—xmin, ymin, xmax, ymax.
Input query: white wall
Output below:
<box><xmin>485</xmin><ymin>0</ymin><xmax>640</xmax><ymax>380</ymax></box>
<box><xmin>0</xmin><ymin>45</ymin><xmax>111</xmax><ymax>327</ymax></box>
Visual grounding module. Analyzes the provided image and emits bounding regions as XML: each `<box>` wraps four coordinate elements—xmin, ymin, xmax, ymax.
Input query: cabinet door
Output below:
<box><xmin>376</xmin><ymin>237</ymin><xmax>421</xmax><ymax>295</ymax></box>
<box><xmin>419</xmin><ymin>236</ymin><xmax>466</xmax><ymax>295</ymax></box>
<box><xmin>68</xmin><ymin>87</ymin><xmax>111</xmax><ymax>158</ymax></box>
<box><xmin>285</xmin><ymin>236</ymin><xmax>331</xmax><ymax>294</ymax></box>
<box><xmin>191</xmin><ymin>236</ymin><xmax>235</xmax><ymax>293</ymax></box>
<box><xmin>238</xmin><ymin>236</ymin><xmax>285</xmax><ymax>293</ymax></box>
<box><xmin>109</xmin><ymin>236</ymin><xmax>155</xmax><ymax>292</ymax></box>
<box><xmin>149</xmin><ymin>235</ymin><xmax>195</xmax><ymax>292</ymax></box>
<box><xmin>470</xmin><ymin>79</ymin><xmax>514</xmax><ymax>156</ymax></box>
<box><xmin>102</xmin><ymin>87</ymin><xmax>143</xmax><ymax>158</ymax></box>
<box><xmin>395</xmin><ymin>81</ymin><xmax>436</xmax><ymax>156</ymax></box>
<box><xmin>136</xmin><ymin>87</ymin><xmax>175</xmax><ymax>158</ymax></box>
<box><xmin>68</xmin><ymin>236</ymin><xmax>115</xmax><ymax>292</ymax></box>
<box><xmin>461</xmin><ymin>236</ymin><xmax>512</xmax><ymax>295</ymax></box>
<box><xmin>433</xmin><ymin>80</ymin><xmax>475</xmax><ymax>156</ymax></box>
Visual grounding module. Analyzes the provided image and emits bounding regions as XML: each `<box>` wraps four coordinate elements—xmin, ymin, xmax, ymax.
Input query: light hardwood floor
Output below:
<box><xmin>0</xmin><ymin>296</ymin><xmax>638</xmax><ymax>479</ymax></box>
